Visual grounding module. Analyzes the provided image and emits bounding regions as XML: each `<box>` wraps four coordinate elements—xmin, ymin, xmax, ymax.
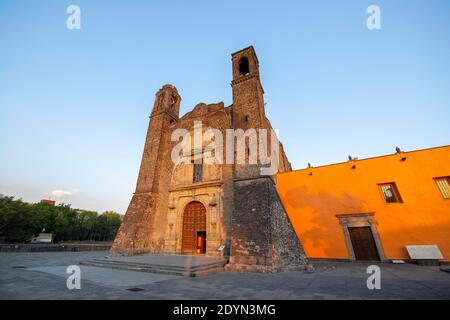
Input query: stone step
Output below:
<box><xmin>80</xmin><ymin>260</ymin><xmax>190</xmax><ymax>276</ymax></box>
<box><xmin>80</xmin><ymin>258</ymin><xmax>227</xmax><ymax>277</ymax></box>
<box><xmin>90</xmin><ymin>257</ymin><xmax>227</xmax><ymax>272</ymax></box>
<box><xmin>89</xmin><ymin>258</ymin><xmax>227</xmax><ymax>274</ymax></box>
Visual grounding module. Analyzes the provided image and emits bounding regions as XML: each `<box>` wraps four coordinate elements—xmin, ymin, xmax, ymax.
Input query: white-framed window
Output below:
<box><xmin>378</xmin><ymin>183</ymin><xmax>403</xmax><ymax>203</ymax></box>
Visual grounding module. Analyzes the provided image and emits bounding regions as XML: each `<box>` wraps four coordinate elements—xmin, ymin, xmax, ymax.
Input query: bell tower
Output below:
<box><xmin>228</xmin><ymin>46</ymin><xmax>309</xmax><ymax>272</ymax></box>
<box><xmin>231</xmin><ymin>46</ymin><xmax>267</xmax><ymax>180</ymax></box>
<box><xmin>151</xmin><ymin>84</ymin><xmax>180</xmax><ymax>121</ymax></box>
<box><xmin>231</xmin><ymin>46</ymin><xmax>265</xmax><ymax>131</ymax></box>
<box><xmin>135</xmin><ymin>84</ymin><xmax>181</xmax><ymax>193</ymax></box>
<box><xmin>111</xmin><ymin>84</ymin><xmax>181</xmax><ymax>254</ymax></box>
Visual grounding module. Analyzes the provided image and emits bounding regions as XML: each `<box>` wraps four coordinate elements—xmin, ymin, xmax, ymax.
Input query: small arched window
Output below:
<box><xmin>239</xmin><ymin>57</ymin><xmax>250</xmax><ymax>76</ymax></box>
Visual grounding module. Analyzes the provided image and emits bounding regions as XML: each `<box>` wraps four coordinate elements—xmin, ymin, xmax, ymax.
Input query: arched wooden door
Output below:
<box><xmin>181</xmin><ymin>201</ymin><xmax>206</xmax><ymax>254</ymax></box>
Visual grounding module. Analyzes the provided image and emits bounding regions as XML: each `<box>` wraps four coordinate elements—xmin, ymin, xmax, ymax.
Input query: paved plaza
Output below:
<box><xmin>0</xmin><ymin>251</ymin><xmax>449</xmax><ymax>300</ymax></box>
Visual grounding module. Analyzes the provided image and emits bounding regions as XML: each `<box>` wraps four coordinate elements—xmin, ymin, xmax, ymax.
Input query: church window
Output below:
<box><xmin>193</xmin><ymin>163</ymin><xmax>203</xmax><ymax>183</ymax></box>
<box><xmin>192</xmin><ymin>152</ymin><xmax>203</xmax><ymax>183</ymax></box>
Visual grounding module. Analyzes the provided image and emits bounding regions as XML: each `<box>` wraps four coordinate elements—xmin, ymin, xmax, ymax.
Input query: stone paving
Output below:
<box><xmin>0</xmin><ymin>251</ymin><xmax>449</xmax><ymax>300</ymax></box>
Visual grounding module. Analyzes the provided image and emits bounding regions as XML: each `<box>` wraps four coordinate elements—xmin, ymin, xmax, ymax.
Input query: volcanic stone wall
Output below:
<box><xmin>229</xmin><ymin>176</ymin><xmax>309</xmax><ymax>271</ymax></box>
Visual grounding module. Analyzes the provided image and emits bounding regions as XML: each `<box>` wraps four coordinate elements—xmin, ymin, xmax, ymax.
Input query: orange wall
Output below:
<box><xmin>276</xmin><ymin>146</ymin><xmax>450</xmax><ymax>261</ymax></box>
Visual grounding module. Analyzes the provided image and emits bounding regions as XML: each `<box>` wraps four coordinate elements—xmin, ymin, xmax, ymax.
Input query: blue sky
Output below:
<box><xmin>1</xmin><ymin>0</ymin><xmax>449</xmax><ymax>213</ymax></box>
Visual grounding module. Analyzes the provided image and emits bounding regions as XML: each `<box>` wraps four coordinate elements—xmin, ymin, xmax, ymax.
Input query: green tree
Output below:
<box><xmin>52</xmin><ymin>204</ymin><xmax>77</xmax><ymax>241</ymax></box>
<box><xmin>100</xmin><ymin>211</ymin><xmax>122</xmax><ymax>241</ymax></box>
<box><xmin>78</xmin><ymin>210</ymin><xmax>98</xmax><ymax>241</ymax></box>
<box><xmin>0</xmin><ymin>195</ymin><xmax>39</xmax><ymax>242</ymax></box>
<box><xmin>30</xmin><ymin>202</ymin><xmax>57</xmax><ymax>233</ymax></box>
<box><xmin>0</xmin><ymin>195</ymin><xmax>122</xmax><ymax>243</ymax></box>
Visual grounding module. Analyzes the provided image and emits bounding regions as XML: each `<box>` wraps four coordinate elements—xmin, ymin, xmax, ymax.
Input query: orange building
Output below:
<box><xmin>276</xmin><ymin>145</ymin><xmax>450</xmax><ymax>262</ymax></box>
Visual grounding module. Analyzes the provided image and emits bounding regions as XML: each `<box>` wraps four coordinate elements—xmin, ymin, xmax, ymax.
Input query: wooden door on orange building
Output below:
<box><xmin>348</xmin><ymin>227</ymin><xmax>380</xmax><ymax>261</ymax></box>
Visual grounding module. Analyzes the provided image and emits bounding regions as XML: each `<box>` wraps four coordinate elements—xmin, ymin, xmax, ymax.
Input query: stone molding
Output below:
<box><xmin>336</xmin><ymin>212</ymin><xmax>387</xmax><ymax>262</ymax></box>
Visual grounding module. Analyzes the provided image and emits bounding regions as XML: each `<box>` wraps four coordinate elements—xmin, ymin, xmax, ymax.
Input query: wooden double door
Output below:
<box><xmin>181</xmin><ymin>201</ymin><xmax>206</xmax><ymax>254</ymax></box>
<box><xmin>348</xmin><ymin>227</ymin><xmax>380</xmax><ymax>261</ymax></box>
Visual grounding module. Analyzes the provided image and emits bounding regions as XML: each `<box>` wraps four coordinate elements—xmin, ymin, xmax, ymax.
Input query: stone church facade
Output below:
<box><xmin>111</xmin><ymin>46</ymin><xmax>309</xmax><ymax>271</ymax></box>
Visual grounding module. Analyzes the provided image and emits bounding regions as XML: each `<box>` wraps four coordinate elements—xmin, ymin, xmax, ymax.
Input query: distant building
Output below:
<box><xmin>30</xmin><ymin>233</ymin><xmax>53</xmax><ymax>244</ymax></box>
<box><xmin>40</xmin><ymin>199</ymin><xmax>56</xmax><ymax>205</ymax></box>
<box><xmin>277</xmin><ymin>145</ymin><xmax>450</xmax><ymax>263</ymax></box>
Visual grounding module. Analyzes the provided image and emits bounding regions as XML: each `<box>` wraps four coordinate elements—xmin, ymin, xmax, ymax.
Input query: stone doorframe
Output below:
<box><xmin>165</xmin><ymin>184</ymin><xmax>224</xmax><ymax>257</ymax></box>
<box><xmin>335</xmin><ymin>212</ymin><xmax>387</xmax><ymax>262</ymax></box>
